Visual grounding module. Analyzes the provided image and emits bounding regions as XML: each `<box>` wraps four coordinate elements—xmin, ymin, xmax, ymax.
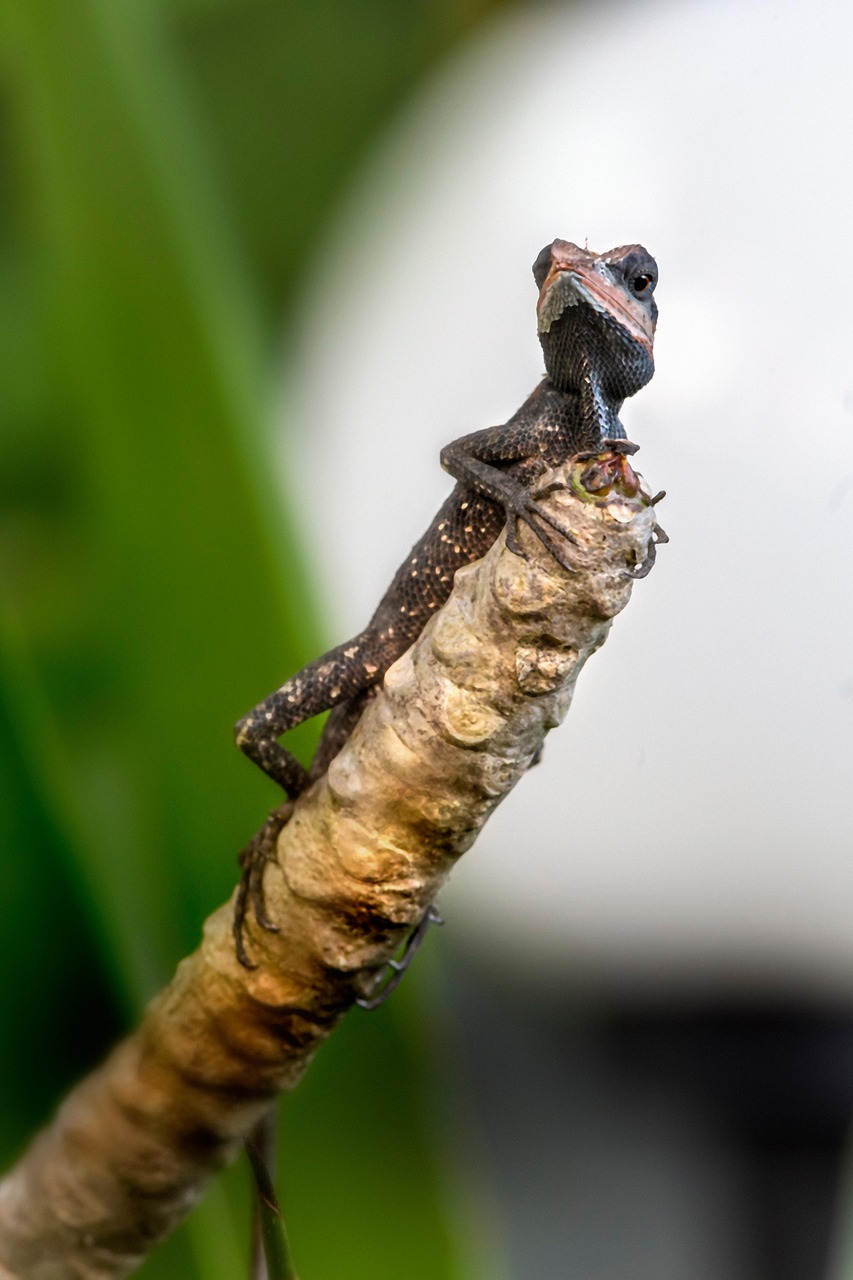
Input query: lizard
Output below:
<box><xmin>233</xmin><ymin>238</ymin><xmax>661</xmax><ymax>977</ymax></box>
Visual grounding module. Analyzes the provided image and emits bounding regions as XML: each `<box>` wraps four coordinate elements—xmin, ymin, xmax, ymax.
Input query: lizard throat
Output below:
<box><xmin>578</xmin><ymin>361</ymin><xmax>624</xmax><ymax>445</ymax></box>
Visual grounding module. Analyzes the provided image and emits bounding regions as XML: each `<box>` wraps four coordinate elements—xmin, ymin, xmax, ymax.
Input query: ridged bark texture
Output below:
<box><xmin>0</xmin><ymin>452</ymin><xmax>660</xmax><ymax>1280</ymax></box>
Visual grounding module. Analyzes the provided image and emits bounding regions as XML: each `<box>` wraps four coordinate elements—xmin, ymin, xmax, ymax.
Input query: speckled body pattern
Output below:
<box><xmin>232</xmin><ymin>240</ymin><xmax>658</xmax><ymax>961</ymax></box>
<box><xmin>235</xmin><ymin>377</ymin><xmax>632</xmax><ymax>793</ymax></box>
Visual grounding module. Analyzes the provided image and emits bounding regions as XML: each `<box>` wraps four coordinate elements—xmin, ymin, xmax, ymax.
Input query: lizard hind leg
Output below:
<box><xmin>234</xmin><ymin>693</ymin><xmax>379</xmax><ymax>969</ymax></box>
<box><xmin>309</xmin><ymin>687</ymin><xmax>376</xmax><ymax>782</ymax></box>
<box><xmin>234</xmin><ymin>627</ymin><xmax>382</xmax><ymax>794</ymax></box>
<box><xmin>233</xmin><ymin>802</ymin><xmax>293</xmax><ymax>969</ymax></box>
<box><xmin>233</xmin><ymin>630</ymin><xmax>395</xmax><ymax>967</ymax></box>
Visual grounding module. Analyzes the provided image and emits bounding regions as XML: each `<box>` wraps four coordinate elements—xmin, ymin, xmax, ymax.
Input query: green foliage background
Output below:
<box><xmin>0</xmin><ymin>0</ymin><xmax>510</xmax><ymax>1274</ymax></box>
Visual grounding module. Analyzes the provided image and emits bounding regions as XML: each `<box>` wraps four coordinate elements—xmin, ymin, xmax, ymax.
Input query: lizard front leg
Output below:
<box><xmin>440</xmin><ymin>429</ymin><xmax>580</xmax><ymax>573</ymax></box>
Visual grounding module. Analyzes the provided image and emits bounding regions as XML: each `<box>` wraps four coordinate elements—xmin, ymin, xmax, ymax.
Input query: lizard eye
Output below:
<box><xmin>631</xmin><ymin>274</ymin><xmax>654</xmax><ymax>296</ymax></box>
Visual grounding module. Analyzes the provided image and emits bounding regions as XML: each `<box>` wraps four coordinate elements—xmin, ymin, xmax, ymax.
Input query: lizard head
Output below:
<box><xmin>533</xmin><ymin>240</ymin><xmax>658</xmax><ymax>401</ymax></box>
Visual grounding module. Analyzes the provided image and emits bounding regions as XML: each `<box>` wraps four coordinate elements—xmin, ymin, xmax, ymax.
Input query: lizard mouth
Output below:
<box><xmin>537</xmin><ymin>260</ymin><xmax>655</xmax><ymax>357</ymax></box>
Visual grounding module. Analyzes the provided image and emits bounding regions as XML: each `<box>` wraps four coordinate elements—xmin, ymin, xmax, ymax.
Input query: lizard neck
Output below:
<box><xmin>537</xmin><ymin>369</ymin><xmax>625</xmax><ymax>453</ymax></box>
<box><xmin>573</xmin><ymin>348</ymin><xmax>625</xmax><ymax>445</ymax></box>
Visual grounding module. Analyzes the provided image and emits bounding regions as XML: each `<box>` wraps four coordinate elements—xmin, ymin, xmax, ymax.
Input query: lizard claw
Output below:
<box><xmin>233</xmin><ymin>803</ymin><xmax>293</xmax><ymax>968</ymax></box>
<box><xmin>573</xmin><ymin>438</ymin><xmax>639</xmax><ymax>463</ymax></box>
<box><xmin>602</xmin><ymin>437</ymin><xmax>640</xmax><ymax>456</ymax></box>
<box><xmin>502</xmin><ymin>480</ymin><xmax>582</xmax><ymax>575</ymax></box>
<box><xmin>504</xmin><ymin>512</ymin><xmax>532</xmax><ymax>562</ymax></box>
<box><xmin>356</xmin><ymin>904</ymin><xmax>444</xmax><ymax>1011</ymax></box>
<box><xmin>629</xmin><ymin>537</ymin><xmax>657</xmax><ymax>579</ymax></box>
<box><xmin>628</xmin><ymin>520</ymin><xmax>669</xmax><ymax>580</ymax></box>
<box><xmin>527</xmin><ymin>516</ymin><xmax>583</xmax><ymax>575</ymax></box>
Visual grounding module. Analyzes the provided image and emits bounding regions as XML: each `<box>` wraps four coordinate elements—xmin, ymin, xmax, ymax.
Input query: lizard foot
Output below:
<box><xmin>601</xmin><ymin>437</ymin><xmax>640</xmax><ymax>456</ymax></box>
<box><xmin>629</xmin><ymin>520</ymin><xmax>669</xmax><ymax>580</ymax></box>
<box><xmin>502</xmin><ymin>481</ymin><xmax>582</xmax><ymax>575</ymax></box>
<box><xmin>357</xmin><ymin>903</ymin><xmax>444</xmax><ymax>1010</ymax></box>
<box><xmin>233</xmin><ymin>802</ymin><xmax>294</xmax><ymax>969</ymax></box>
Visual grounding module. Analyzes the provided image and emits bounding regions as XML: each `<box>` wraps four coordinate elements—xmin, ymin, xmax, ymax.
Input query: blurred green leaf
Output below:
<box><xmin>0</xmin><ymin>0</ymin><xmax>512</xmax><ymax>1275</ymax></box>
<box><xmin>282</xmin><ymin>994</ymin><xmax>465</xmax><ymax>1280</ymax></box>
<box><xmin>2</xmin><ymin>0</ymin><xmax>323</xmax><ymax>990</ymax></box>
<box><xmin>174</xmin><ymin>0</ymin><xmax>515</xmax><ymax>321</ymax></box>
<box><xmin>0</xmin><ymin>596</ymin><xmax>122</xmax><ymax>1163</ymax></box>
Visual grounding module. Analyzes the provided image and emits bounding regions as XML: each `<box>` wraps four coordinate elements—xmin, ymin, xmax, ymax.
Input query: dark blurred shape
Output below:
<box><xmin>447</xmin><ymin>945</ymin><xmax>853</xmax><ymax>1280</ymax></box>
<box><xmin>0</xmin><ymin>616</ymin><xmax>123</xmax><ymax>1167</ymax></box>
<box><xmin>176</xmin><ymin>0</ymin><xmax>516</xmax><ymax>322</ymax></box>
<box><xmin>0</xmin><ymin>0</ymin><xmax>518</xmax><ymax>1275</ymax></box>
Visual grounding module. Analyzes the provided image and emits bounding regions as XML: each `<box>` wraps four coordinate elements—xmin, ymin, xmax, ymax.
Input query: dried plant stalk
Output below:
<box><xmin>0</xmin><ymin>451</ymin><xmax>660</xmax><ymax>1280</ymax></box>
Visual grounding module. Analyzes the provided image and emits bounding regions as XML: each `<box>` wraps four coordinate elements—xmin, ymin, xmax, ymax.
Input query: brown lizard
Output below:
<box><xmin>233</xmin><ymin>239</ymin><xmax>660</xmax><ymax>976</ymax></box>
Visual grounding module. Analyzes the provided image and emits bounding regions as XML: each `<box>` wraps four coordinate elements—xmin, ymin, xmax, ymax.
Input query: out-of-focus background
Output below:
<box><xmin>2</xmin><ymin>1</ymin><xmax>853</xmax><ymax>1278</ymax></box>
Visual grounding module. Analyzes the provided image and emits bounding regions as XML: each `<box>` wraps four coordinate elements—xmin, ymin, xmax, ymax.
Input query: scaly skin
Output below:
<box><xmin>233</xmin><ymin>239</ymin><xmax>659</xmax><ymax>966</ymax></box>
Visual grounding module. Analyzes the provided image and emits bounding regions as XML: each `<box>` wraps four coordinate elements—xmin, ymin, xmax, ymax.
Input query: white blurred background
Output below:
<box><xmin>286</xmin><ymin>0</ymin><xmax>853</xmax><ymax>1000</ymax></box>
<box><xmin>280</xmin><ymin>4</ymin><xmax>853</xmax><ymax>1276</ymax></box>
